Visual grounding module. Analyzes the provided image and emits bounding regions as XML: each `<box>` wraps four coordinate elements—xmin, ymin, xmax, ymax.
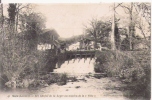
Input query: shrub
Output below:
<box><xmin>48</xmin><ymin>73</ymin><xmax>68</xmax><ymax>85</ymax></box>
<box><xmin>58</xmin><ymin>73</ymin><xmax>68</xmax><ymax>85</ymax></box>
<box><xmin>94</xmin><ymin>50</ymin><xmax>145</xmax><ymax>78</ymax></box>
<box><xmin>94</xmin><ymin>50</ymin><xmax>150</xmax><ymax>99</ymax></box>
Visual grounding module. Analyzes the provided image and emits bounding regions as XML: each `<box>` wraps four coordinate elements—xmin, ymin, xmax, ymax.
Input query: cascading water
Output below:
<box><xmin>54</xmin><ymin>58</ymin><xmax>95</xmax><ymax>75</ymax></box>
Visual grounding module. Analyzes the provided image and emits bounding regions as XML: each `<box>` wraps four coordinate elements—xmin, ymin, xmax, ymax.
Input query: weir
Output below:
<box><xmin>55</xmin><ymin>50</ymin><xmax>97</xmax><ymax>68</ymax></box>
<box><xmin>54</xmin><ymin>58</ymin><xmax>95</xmax><ymax>75</ymax></box>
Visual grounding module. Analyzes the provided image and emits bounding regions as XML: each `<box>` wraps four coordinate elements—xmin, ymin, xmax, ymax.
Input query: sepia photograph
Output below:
<box><xmin>0</xmin><ymin>2</ymin><xmax>151</xmax><ymax>100</ymax></box>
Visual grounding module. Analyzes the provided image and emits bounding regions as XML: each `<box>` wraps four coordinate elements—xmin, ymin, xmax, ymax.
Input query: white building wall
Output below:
<box><xmin>68</xmin><ymin>42</ymin><xmax>80</xmax><ymax>51</ymax></box>
<box><xmin>37</xmin><ymin>43</ymin><xmax>52</xmax><ymax>51</ymax></box>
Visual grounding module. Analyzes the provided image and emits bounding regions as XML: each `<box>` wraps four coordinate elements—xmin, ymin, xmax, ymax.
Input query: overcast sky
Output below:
<box><xmin>3</xmin><ymin>3</ymin><xmax>124</xmax><ymax>38</ymax></box>
<box><xmin>35</xmin><ymin>3</ymin><xmax>116</xmax><ymax>38</ymax></box>
<box><xmin>3</xmin><ymin>3</ymin><xmax>149</xmax><ymax>38</ymax></box>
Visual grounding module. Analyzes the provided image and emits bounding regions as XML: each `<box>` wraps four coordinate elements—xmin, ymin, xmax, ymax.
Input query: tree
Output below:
<box><xmin>111</xmin><ymin>3</ymin><xmax>116</xmax><ymax>50</ymax></box>
<box><xmin>0</xmin><ymin>4</ymin><xmax>4</xmax><ymax>28</ymax></box>
<box><xmin>119</xmin><ymin>3</ymin><xmax>136</xmax><ymax>50</ymax></box>
<box><xmin>0</xmin><ymin>4</ymin><xmax>4</xmax><ymax>48</ymax></box>
<box><xmin>118</xmin><ymin>2</ymin><xmax>151</xmax><ymax>50</ymax></box>
<box><xmin>7</xmin><ymin>4</ymin><xmax>33</xmax><ymax>32</ymax></box>
<box><xmin>133</xmin><ymin>3</ymin><xmax>151</xmax><ymax>39</ymax></box>
<box><xmin>0</xmin><ymin>4</ymin><xmax>45</xmax><ymax>89</ymax></box>
<box><xmin>134</xmin><ymin>3</ymin><xmax>151</xmax><ymax>26</ymax></box>
<box><xmin>115</xmin><ymin>24</ymin><xmax>120</xmax><ymax>50</ymax></box>
<box><xmin>85</xmin><ymin>19</ymin><xmax>111</xmax><ymax>49</ymax></box>
<box><xmin>8</xmin><ymin>3</ymin><xmax>17</xmax><ymax>31</ymax></box>
<box><xmin>18</xmin><ymin>12</ymin><xmax>46</xmax><ymax>50</ymax></box>
<box><xmin>19</xmin><ymin>12</ymin><xmax>46</xmax><ymax>33</ymax></box>
<box><xmin>15</xmin><ymin>4</ymin><xmax>32</xmax><ymax>32</ymax></box>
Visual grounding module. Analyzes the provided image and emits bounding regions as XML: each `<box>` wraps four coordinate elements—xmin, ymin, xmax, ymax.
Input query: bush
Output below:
<box><xmin>94</xmin><ymin>50</ymin><xmax>144</xmax><ymax>78</ymax></box>
<box><xmin>94</xmin><ymin>50</ymin><xmax>150</xmax><ymax>99</ymax></box>
<box><xmin>48</xmin><ymin>73</ymin><xmax>68</xmax><ymax>85</ymax></box>
<box><xmin>58</xmin><ymin>73</ymin><xmax>68</xmax><ymax>85</ymax></box>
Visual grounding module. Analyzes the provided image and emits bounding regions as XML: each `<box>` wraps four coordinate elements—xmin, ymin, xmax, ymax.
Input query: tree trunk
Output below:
<box><xmin>94</xmin><ymin>38</ymin><xmax>97</xmax><ymax>50</ymax></box>
<box><xmin>0</xmin><ymin>4</ymin><xmax>4</xmax><ymax>73</ymax></box>
<box><xmin>15</xmin><ymin>10</ymin><xmax>19</xmax><ymax>32</ymax></box>
<box><xmin>8</xmin><ymin>3</ymin><xmax>17</xmax><ymax>33</ymax></box>
<box><xmin>129</xmin><ymin>2</ymin><xmax>134</xmax><ymax>50</ymax></box>
<box><xmin>0</xmin><ymin>4</ymin><xmax>4</xmax><ymax>28</ymax></box>
<box><xmin>111</xmin><ymin>3</ymin><xmax>116</xmax><ymax>50</ymax></box>
<box><xmin>94</xmin><ymin>30</ymin><xmax>97</xmax><ymax>50</ymax></box>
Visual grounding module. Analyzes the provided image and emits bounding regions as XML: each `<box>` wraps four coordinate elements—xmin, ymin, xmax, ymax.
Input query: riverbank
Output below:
<box><xmin>2</xmin><ymin>74</ymin><xmax>144</xmax><ymax>100</ymax></box>
<box><xmin>94</xmin><ymin>49</ymin><xmax>150</xmax><ymax>99</ymax></box>
<box><xmin>0</xmin><ymin>74</ymin><xmax>148</xmax><ymax>100</ymax></box>
<box><xmin>0</xmin><ymin>49</ymin><xmax>150</xmax><ymax>100</ymax></box>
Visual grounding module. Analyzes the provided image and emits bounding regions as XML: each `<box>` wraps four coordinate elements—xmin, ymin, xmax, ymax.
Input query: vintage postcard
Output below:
<box><xmin>0</xmin><ymin>1</ymin><xmax>151</xmax><ymax>100</ymax></box>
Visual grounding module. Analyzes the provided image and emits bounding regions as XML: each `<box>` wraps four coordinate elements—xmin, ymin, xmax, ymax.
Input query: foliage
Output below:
<box><xmin>19</xmin><ymin>12</ymin><xmax>46</xmax><ymax>33</ymax></box>
<box><xmin>0</xmin><ymin>5</ymin><xmax>48</xmax><ymax>90</ymax></box>
<box><xmin>85</xmin><ymin>19</ymin><xmax>111</xmax><ymax>48</ymax></box>
<box><xmin>48</xmin><ymin>73</ymin><xmax>68</xmax><ymax>85</ymax></box>
<box><xmin>8</xmin><ymin>4</ymin><xmax>17</xmax><ymax>24</ymax></box>
<box><xmin>94</xmin><ymin>50</ymin><xmax>150</xmax><ymax>98</ymax></box>
<box><xmin>18</xmin><ymin>13</ymin><xmax>46</xmax><ymax>50</ymax></box>
<box><xmin>59</xmin><ymin>73</ymin><xmax>68</xmax><ymax>85</ymax></box>
<box><xmin>120</xmin><ymin>36</ymin><xmax>130</xmax><ymax>51</ymax></box>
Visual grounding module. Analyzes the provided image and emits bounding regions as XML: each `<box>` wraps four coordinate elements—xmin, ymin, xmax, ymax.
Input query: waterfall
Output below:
<box><xmin>54</xmin><ymin>58</ymin><xmax>95</xmax><ymax>75</ymax></box>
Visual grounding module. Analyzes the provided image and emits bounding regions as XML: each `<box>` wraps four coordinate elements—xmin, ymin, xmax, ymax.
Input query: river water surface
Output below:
<box><xmin>0</xmin><ymin>58</ymin><xmax>142</xmax><ymax>100</ymax></box>
<box><xmin>35</xmin><ymin>58</ymin><xmax>134</xmax><ymax>100</ymax></box>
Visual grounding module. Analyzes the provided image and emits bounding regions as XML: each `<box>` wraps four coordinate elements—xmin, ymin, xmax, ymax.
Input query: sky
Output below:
<box><xmin>3</xmin><ymin>3</ymin><xmax>150</xmax><ymax>38</ymax></box>
<box><xmin>35</xmin><ymin>3</ymin><xmax>115</xmax><ymax>38</ymax></box>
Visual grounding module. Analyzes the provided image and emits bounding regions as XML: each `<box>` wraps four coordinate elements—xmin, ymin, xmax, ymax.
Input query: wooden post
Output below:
<box><xmin>78</xmin><ymin>57</ymin><xmax>81</xmax><ymax>63</ymax></box>
<box><xmin>73</xmin><ymin>54</ymin><xmax>76</xmax><ymax>63</ymax></box>
<box><xmin>89</xmin><ymin>57</ymin><xmax>91</xmax><ymax>64</ymax></box>
<box><xmin>67</xmin><ymin>56</ymin><xmax>70</xmax><ymax>64</ymax></box>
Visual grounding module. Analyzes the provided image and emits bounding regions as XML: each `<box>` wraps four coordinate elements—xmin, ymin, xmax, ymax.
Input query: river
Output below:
<box><xmin>0</xmin><ymin>58</ymin><xmax>143</xmax><ymax>100</ymax></box>
<box><xmin>35</xmin><ymin>58</ymin><xmax>135</xmax><ymax>99</ymax></box>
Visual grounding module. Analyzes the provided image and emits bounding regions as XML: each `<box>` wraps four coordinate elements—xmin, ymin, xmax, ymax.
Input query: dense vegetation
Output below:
<box><xmin>94</xmin><ymin>49</ymin><xmax>150</xmax><ymax>99</ymax></box>
<box><xmin>0</xmin><ymin>4</ymin><xmax>53</xmax><ymax>90</ymax></box>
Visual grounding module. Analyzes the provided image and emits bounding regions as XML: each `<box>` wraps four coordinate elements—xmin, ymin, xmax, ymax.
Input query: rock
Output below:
<box><xmin>68</xmin><ymin>80</ymin><xmax>72</xmax><ymax>82</ymax></box>
<box><xmin>5</xmin><ymin>81</ymin><xmax>12</xmax><ymax>88</ymax></box>
<box><xmin>17</xmin><ymin>82</ymin><xmax>24</xmax><ymax>88</ymax></box>
<box><xmin>22</xmin><ymin>79</ymin><xmax>29</xmax><ymax>88</ymax></box>
<box><xmin>5</xmin><ymin>81</ymin><xmax>17</xmax><ymax>89</ymax></box>
<box><xmin>43</xmin><ymin>83</ymin><xmax>49</xmax><ymax>87</ymax></box>
<box><xmin>11</xmin><ymin>81</ymin><xmax>17</xmax><ymax>89</ymax></box>
<box><xmin>75</xmin><ymin>86</ymin><xmax>80</xmax><ymax>88</ymax></box>
<box><xmin>93</xmin><ymin>73</ymin><xmax>107</xmax><ymax>79</ymax></box>
<box><xmin>77</xmin><ymin>76</ymin><xmax>85</xmax><ymax>80</ymax></box>
<box><xmin>57</xmin><ymin>81</ymin><xmax>66</xmax><ymax>85</ymax></box>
